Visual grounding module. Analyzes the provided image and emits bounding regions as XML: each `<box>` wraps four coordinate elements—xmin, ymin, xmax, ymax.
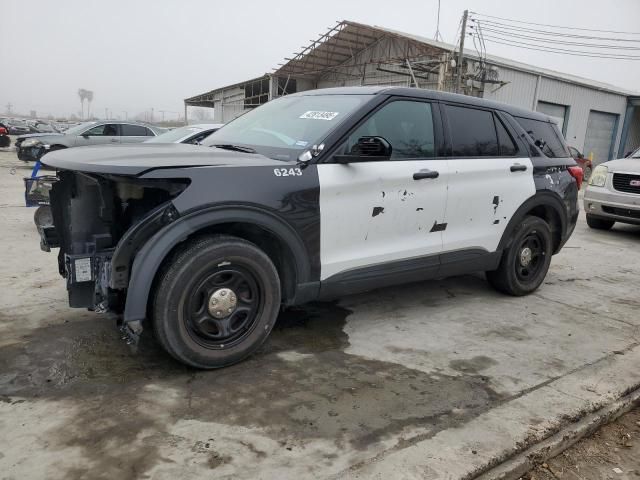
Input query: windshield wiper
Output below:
<box><xmin>211</xmin><ymin>144</ymin><xmax>256</xmax><ymax>154</ymax></box>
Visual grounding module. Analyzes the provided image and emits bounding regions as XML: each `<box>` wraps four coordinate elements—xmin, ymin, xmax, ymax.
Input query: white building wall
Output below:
<box><xmin>212</xmin><ymin>86</ymin><xmax>245</xmax><ymax>123</ymax></box>
<box><xmin>484</xmin><ymin>66</ymin><xmax>628</xmax><ymax>158</ymax></box>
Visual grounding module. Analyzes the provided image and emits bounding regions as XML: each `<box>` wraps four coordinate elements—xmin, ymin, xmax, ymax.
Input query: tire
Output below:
<box><xmin>486</xmin><ymin>216</ymin><xmax>553</xmax><ymax>296</ymax></box>
<box><xmin>33</xmin><ymin>205</ymin><xmax>53</xmax><ymax>227</ymax></box>
<box><xmin>586</xmin><ymin>214</ymin><xmax>614</xmax><ymax>230</ymax></box>
<box><xmin>152</xmin><ymin>235</ymin><xmax>281</xmax><ymax>369</ymax></box>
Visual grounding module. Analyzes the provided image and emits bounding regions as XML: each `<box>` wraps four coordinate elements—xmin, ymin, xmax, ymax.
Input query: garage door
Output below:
<box><xmin>537</xmin><ymin>101</ymin><xmax>567</xmax><ymax>135</ymax></box>
<box><xmin>583</xmin><ymin>111</ymin><xmax>618</xmax><ymax>165</ymax></box>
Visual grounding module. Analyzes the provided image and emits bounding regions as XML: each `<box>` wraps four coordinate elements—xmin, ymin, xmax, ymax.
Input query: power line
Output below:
<box><xmin>471</xmin><ymin>25</ymin><xmax>640</xmax><ymax>50</ymax></box>
<box><xmin>470</xmin><ymin>18</ymin><xmax>640</xmax><ymax>43</ymax></box>
<box><xmin>469</xmin><ymin>11</ymin><xmax>640</xmax><ymax>35</ymax></box>
<box><xmin>470</xmin><ymin>33</ymin><xmax>640</xmax><ymax>60</ymax></box>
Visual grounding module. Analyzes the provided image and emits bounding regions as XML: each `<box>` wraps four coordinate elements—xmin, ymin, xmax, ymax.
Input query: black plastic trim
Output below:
<box><xmin>123</xmin><ymin>204</ymin><xmax>312</xmax><ymax>323</ymax></box>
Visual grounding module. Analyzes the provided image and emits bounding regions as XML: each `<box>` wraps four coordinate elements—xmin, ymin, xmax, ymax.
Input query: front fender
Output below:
<box><xmin>122</xmin><ymin>204</ymin><xmax>311</xmax><ymax>324</ymax></box>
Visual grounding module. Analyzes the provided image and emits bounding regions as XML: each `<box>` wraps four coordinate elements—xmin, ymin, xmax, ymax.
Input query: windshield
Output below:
<box><xmin>65</xmin><ymin>121</ymin><xmax>98</xmax><ymax>135</ymax></box>
<box><xmin>145</xmin><ymin>125</ymin><xmax>205</xmax><ymax>143</ymax></box>
<box><xmin>202</xmin><ymin>94</ymin><xmax>374</xmax><ymax>160</ymax></box>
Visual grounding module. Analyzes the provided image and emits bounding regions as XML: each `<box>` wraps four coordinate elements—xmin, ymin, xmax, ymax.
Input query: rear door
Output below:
<box><xmin>78</xmin><ymin>123</ymin><xmax>121</xmax><ymax>146</ymax></box>
<box><xmin>121</xmin><ymin>124</ymin><xmax>154</xmax><ymax>144</ymax></box>
<box><xmin>318</xmin><ymin>98</ymin><xmax>449</xmax><ymax>281</ymax></box>
<box><xmin>441</xmin><ymin>104</ymin><xmax>535</xmax><ymax>255</ymax></box>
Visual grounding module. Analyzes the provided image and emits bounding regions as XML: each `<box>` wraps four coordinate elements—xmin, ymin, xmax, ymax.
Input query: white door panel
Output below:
<box><xmin>319</xmin><ymin>160</ymin><xmax>448</xmax><ymax>280</ymax></box>
<box><xmin>443</xmin><ymin>158</ymin><xmax>535</xmax><ymax>253</ymax></box>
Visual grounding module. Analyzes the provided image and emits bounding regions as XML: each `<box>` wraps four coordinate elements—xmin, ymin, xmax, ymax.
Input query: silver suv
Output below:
<box><xmin>584</xmin><ymin>148</ymin><xmax>640</xmax><ymax>229</ymax></box>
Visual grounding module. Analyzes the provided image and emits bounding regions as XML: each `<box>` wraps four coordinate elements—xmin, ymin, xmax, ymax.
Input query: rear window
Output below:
<box><xmin>516</xmin><ymin>117</ymin><xmax>569</xmax><ymax>158</ymax></box>
<box><xmin>121</xmin><ymin>124</ymin><xmax>149</xmax><ymax>136</ymax></box>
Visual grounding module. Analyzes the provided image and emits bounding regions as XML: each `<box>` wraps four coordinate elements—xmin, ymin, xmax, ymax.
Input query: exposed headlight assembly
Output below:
<box><xmin>21</xmin><ymin>138</ymin><xmax>43</xmax><ymax>148</ymax></box>
<box><xmin>588</xmin><ymin>165</ymin><xmax>608</xmax><ymax>187</ymax></box>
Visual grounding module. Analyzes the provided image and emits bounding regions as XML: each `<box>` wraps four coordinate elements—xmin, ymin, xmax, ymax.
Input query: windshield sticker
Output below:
<box><xmin>299</xmin><ymin>111</ymin><xmax>339</xmax><ymax>121</ymax></box>
<box><xmin>295</xmin><ymin>140</ymin><xmax>309</xmax><ymax>147</ymax></box>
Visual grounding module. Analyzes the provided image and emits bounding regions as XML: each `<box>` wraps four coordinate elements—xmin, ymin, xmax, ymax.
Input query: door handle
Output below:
<box><xmin>110</xmin><ymin>139</ymin><xmax>119</xmax><ymax>143</ymax></box>
<box><xmin>413</xmin><ymin>170</ymin><xmax>439</xmax><ymax>180</ymax></box>
<box><xmin>510</xmin><ymin>164</ymin><xmax>527</xmax><ymax>172</ymax></box>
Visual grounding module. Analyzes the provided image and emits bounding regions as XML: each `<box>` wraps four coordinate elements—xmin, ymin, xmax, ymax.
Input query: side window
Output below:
<box><xmin>121</xmin><ymin>124</ymin><xmax>149</xmax><ymax>136</ymax></box>
<box><xmin>495</xmin><ymin>116</ymin><xmax>518</xmax><ymax>156</ymax></box>
<box><xmin>345</xmin><ymin>100</ymin><xmax>435</xmax><ymax>159</ymax></box>
<box><xmin>84</xmin><ymin>124</ymin><xmax>118</xmax><ymax>136</ymax></box>
<box><xmin>516</xmin><ymin>117</ymin><xmax>570</xmax><ymax>158</ymax></box>
<box><xmin>84</xmin><ymin>125</ymin><xmax>106</xmax><ymax>136</ymax></box>
<box><xmin>445</xmin><ymin>105</ymin><xmax>499</xmax><ymax>157</ymax></box>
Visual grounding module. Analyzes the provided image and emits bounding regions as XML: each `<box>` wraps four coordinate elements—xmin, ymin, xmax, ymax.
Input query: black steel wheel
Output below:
<box><xmin>153</xmin><ymin>235</ymin><xmax>281</xmax><ymax>369</ymax></box>
<box><xmin>185</xmin><ymin>266</ymin><xmax>261</xmax><ymax>349</ymax></box>
<box><xmin>514</xmin><ymin>231</ymin><xmax>545</xmax><ymax>283</ymax></box>
<box><xmin>486</xmin><ymin>216</ymin><xmax>553</xmax><ymax>296</ymax></box>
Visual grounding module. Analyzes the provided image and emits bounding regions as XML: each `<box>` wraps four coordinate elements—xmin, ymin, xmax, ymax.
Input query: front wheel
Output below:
<box><xmin>586</xmin><ymin>214</ymin><xmax>614</xmax><ymax>230</ymax></box>
<box><xmin>153</xmin><ymin>235</ymin><xmax>281</xmax><ymax>369</ymax></box>
<box><xmin>486</xmin><ymin>216</ymin><xmax>553</xmax><ymax>296</ymax></box>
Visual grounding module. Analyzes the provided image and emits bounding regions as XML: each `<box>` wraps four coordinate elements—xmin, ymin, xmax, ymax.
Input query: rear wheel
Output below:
<box><xmin>153</xmin><ymin>235</ymin><xmax>280</xmax><ymax>369</ymax></box>
<box><xmin>486</xmin><ymin>216</ymin><xmax>553</xmax><ymax>296</ymax></box>
<box><xmin>586</xmin><ymin>214</ymin><xmax>614</xmax><ymax>230</ymax></box>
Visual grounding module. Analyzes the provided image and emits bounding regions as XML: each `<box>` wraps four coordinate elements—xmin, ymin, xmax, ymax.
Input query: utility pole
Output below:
<box><xmin>455</xmin><ymin>9</ymin><xmax>468</xmax><ymax>94</ymax></box>
<box><xmin>6</xmin><ymin>103</ymin><xmax>13</xmax><ymax>115</ymax></box>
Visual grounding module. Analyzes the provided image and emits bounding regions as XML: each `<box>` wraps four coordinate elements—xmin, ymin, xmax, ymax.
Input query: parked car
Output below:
<box><xmin>584</xmin><ymin>147</ymin><xmax>640</xmax><ymax>229</ymax></box>
<box><xmin>144</xmin><ymin>123</ymin><xmax>224</xmax><ymax>145</ymax></box>
<box><xmin>6</xmin><ymin>119</ymin><xmax>30</xmax><ymax>135</ymax></box>
<box><xmin>0</xmin><ymin>121</ymin><xmax>10</xmax><ymax>148</ymax></box>
<box><xmin>37</xmin><ymin>86</ymin><xmax>579</xmax><ymax>368</ymax></box>
<box><xmin>568</xmin><ymin>146</ymin><xmax>592</xmax><ymax>181</ymax></box>
<box><xmin>16</xmin><ymin>120</ymin><xmax>166</xmax><ymax>161</ymax></box>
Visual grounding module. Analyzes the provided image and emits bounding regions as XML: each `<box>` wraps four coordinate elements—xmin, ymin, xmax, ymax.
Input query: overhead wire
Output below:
<box><xmin>469</xmin><ymin>11</ymin><xmax>640</xmax><ymax>35</ymax></box>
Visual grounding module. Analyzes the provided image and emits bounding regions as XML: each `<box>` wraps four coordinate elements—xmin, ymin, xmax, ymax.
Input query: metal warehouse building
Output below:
<box><xmin>185</xmin><ymin>20</ymin><xmax>640</xmax><ymax>164</ymax></box>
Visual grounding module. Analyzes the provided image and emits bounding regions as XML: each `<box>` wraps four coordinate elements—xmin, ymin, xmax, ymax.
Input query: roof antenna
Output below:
<box><xmin>434</xmin><ymin>0</ymin><xmax>443</xmax><ymax>41</ymax></box>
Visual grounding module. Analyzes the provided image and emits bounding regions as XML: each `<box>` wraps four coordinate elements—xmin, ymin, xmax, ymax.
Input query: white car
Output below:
<box><xmin>144</xmin><ymin>123</ymin><xmax>223</xmax><ymax>145</ymax></box>
<box><xmin>584</xmin><ymin>148</ymin><xmax>640</xmax><ymax>229</ymax></box>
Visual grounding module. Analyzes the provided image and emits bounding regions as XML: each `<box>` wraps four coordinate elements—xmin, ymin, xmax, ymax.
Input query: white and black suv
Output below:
<box><xmin>38</xmin><ymin>87</ymin><xmax>580</xmax><ymax>368</ymax></box>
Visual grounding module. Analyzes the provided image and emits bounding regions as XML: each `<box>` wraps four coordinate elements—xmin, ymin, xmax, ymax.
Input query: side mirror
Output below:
<box><xmin>81</xmin><ymin>133</ymin><xmax>90</xmax><ymax>138</ymax></box>
<box><xmin>335</xmin><ymin>136</ymin><xmax>392</xmax><ymax>164</ymax></box>
<box><xmin>577</xmin><ymin>153</ymin><xmax>584</xmax><ymax>159</ymax></box>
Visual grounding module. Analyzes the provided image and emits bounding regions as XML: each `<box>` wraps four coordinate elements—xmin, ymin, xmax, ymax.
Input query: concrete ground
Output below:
<box><xmin>1</xmin><ymin>143</ymin><xmax>640</xmax><ymax>480</ymax></box>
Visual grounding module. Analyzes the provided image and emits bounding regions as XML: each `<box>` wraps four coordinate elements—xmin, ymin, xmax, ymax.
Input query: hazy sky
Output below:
<box><xmin>1</xmin><ymin>0</ymin><xmax>639</xmax><ymax>120</ymax></box>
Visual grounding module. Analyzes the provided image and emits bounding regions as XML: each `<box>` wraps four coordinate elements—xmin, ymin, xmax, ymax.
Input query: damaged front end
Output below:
<box><xmin>45</xmin><ymin>170</ymin><xmax>188</xmax><ymax>328</ymax></box>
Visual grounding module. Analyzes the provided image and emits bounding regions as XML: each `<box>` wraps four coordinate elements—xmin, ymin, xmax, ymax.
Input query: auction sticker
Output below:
<box><xmin>299</xmin><ymin>111</ymin><xmax>339</xmax><ymax>121</ymax></box>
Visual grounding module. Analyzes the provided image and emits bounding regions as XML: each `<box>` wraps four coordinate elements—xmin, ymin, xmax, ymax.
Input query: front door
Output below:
<box><xmin>78</xmin><ymin>123</ymin><xmax>121</xmax><ymax>146</ymax></box>
<box><xmin>318</xmin><ymin>99</ymin><xmax>449</xmax><ymax>281</ymax></box>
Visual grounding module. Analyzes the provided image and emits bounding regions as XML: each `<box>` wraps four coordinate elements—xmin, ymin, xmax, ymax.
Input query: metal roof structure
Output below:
<box><xmin>184</xmin><ymin>19</ymin><xmax>639</xmax><ymax>108</ymax></box>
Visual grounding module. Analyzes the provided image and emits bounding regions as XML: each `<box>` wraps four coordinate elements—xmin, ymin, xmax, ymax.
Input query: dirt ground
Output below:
<box><xmin>525</xmin><ymin>408</ymin><xmax>640</xmax><ymax>480</ymax></box>
<box><xmin>2</xmin><ymin>138</ymin><xmax>640</xmax><ymax>479</ymax></box>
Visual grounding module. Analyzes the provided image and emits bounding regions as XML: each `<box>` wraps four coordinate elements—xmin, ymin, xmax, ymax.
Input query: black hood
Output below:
<box><xmin>41</xmin><ymin>143</ymin><xmax>288</xmax><ymax>176</ymax></box>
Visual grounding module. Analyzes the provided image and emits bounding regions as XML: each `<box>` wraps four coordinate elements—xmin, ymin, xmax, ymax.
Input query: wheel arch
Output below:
<box><xmin>498</xmin><ymin>192</ymin><xmax>568</xmax><ymax>255</ymax></box>
<box><xmin>123</xmin><ymin>205</ymin><xmax>312</xmax><ymax>324</ymax></box>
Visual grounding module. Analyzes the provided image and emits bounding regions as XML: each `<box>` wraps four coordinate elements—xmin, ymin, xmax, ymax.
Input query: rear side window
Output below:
<box><xmin>145</xmin><ymin>127</ymin><xmax>155</xmax><ymax>136</ymax></box>
<box><xmin>516</xmin><ymin>117</ymin><xmax>569</xmax><ymax>158</ymax></box>
<box><xmin>495</xmin><ymin>117</ymin><xmax>518</xmax><ymax>156</ymax></box>
<box><xmin>445</xmin><ymin>105</ymin><xmax>499</xmax><ymax>157</ymax></box>
<box><xmin>121</xmin><ymin>124</ymin><xmax>149</xmax><ymax>136</ymax></box>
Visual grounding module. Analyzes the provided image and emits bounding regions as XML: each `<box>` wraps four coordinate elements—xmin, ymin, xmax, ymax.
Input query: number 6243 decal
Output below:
<box><xmin>273</xmin><ymin>168</ymin><xmax>303</xmax><ymax>177</ymax></box>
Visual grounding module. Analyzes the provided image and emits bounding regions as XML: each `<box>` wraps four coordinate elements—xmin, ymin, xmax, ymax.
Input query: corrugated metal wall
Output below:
<box><xmin>624</xmin><ymin>107</ymin><xmax>640</xmax><ymax>154</ymax></box>
<box><xmin>484</xmin><ymin>67</ymin><xmax>628</xmax><ymax>160</ymax></box>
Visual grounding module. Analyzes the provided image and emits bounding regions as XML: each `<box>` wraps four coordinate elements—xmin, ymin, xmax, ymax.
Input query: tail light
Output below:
<box><xmin>567</xmin><ymin>166</ymin><xmax>584</xmax><ymax>190</ymax></box>
<box><xmin>0</xmin><ymin>127</ymin><xmax>7</xmax><ymax>135</ymax></box>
